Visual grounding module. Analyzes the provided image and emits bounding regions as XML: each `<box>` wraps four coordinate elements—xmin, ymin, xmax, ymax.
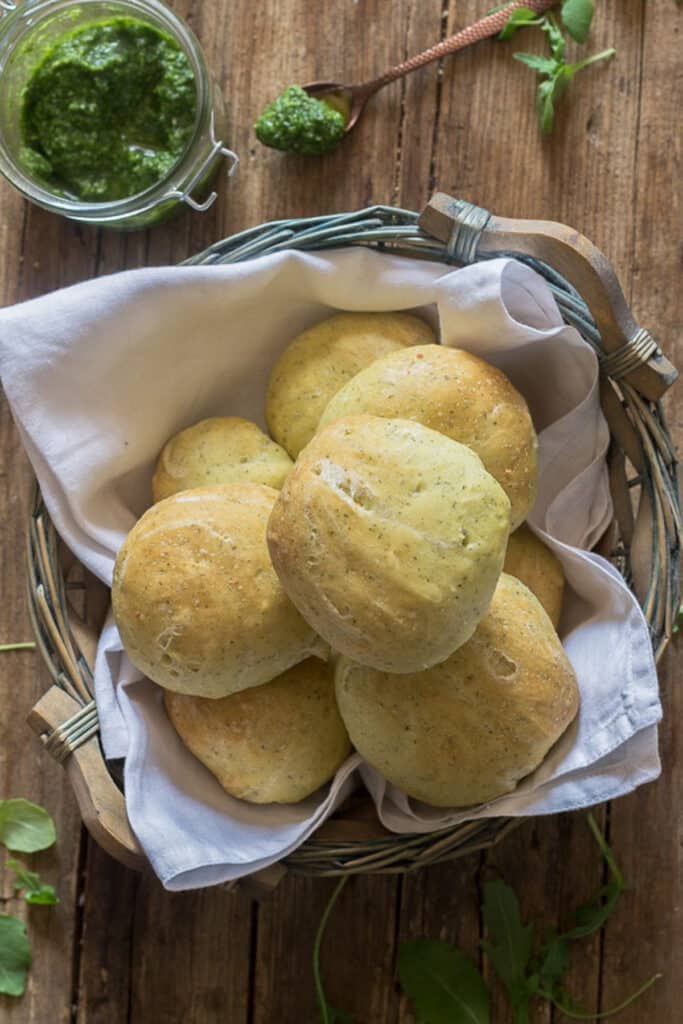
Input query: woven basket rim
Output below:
<box><xmin>26</xmin><ymin>202</ymin><xmax>681</xmax><ymax>877</ymax></box>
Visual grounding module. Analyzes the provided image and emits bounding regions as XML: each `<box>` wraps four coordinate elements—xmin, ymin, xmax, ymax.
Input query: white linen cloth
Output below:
<box><xmin>0</xmin><ymin>249</ymin><xmax>661</xmax><ymax>889</ymax></box>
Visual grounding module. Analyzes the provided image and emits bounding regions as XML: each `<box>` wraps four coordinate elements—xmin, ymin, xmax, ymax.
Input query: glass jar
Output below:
<box><xmin>0</xmin><ymin>0</ymin><xmax>238</xmax><ymax>229</ymax></box>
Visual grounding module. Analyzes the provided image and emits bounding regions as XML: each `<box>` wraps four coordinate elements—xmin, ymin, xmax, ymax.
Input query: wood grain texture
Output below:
<box><xmin>598</xmin><ymin>3</ymin><xmax>682</xmax><ymax>1022</ymax></box>
<box><xmin>0</xmin><ymin>0</ymin><xmax>680</xmax><ymax>1021</ymax></box>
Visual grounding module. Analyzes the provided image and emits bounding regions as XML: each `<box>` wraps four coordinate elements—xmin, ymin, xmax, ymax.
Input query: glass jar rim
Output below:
<box><xmin>0</xmin><ymin>0</ymin><xmax>220</xmax><ymax>218</ymax></box>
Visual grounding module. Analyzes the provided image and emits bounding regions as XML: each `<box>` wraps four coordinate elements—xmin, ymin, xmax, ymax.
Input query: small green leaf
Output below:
<box><xmin>561</xmin><ymin>816</ymin><xmax>627</xmax><ymax>941</ymax></box>
<box><xmin>398</xmin><ymin>939</ymin><xmax>490</xmax><ymax>1024</ymax></box>
<box><xmin>499</xmin><ymin>7</ymin><xmax>541</xmax><ymax>40</ymax></box>
<box><xmin>7</xmin><ymin>860</ymin><xmax>59</xmax><ymax>907</ymax></box>
<box><xmin>541</xmin><ymin>15</ymin><xmax>566</xmax><ymax>61</ymax></box>
<box><xmin>565</xmin><ymin>48</ymin><xmax>617</xmax><ymax>78</ymax></box>
<box><xmin>513</xmin><ymin>52</ymin><xmax>558</xmax><ymax>75</ymax></box>
<box><xmin>563</xmin><ymin>880</ymin><xmax>622</xmax><ymax>940</ymax></box>
<box><xmin>561</xmin><ymin>0</ymin><xmax>595</xmax><ymax>44</ymax></box>
<box><xmin>537</xmin><ymin>932</ymin><xmax>570</xmax><ymax>992</ymax></box>
<box><xmin>0</xmin><ymin>914</ymin><xmax>32</xmax><ymax>997</ymax></box>
<box><xmin>481</xmin><ymin>880</ymin><xmax>536</xmax><ymax>1017</ymax></box>
<box><xmin>0</xmin><ymin>800</ymin><xmax>56</xmax><ymax>853</ymax></box>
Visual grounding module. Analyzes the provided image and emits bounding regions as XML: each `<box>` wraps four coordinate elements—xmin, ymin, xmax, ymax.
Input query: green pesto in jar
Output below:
<box><xmin>20</xmin><ymin>17</ymin><xmax>197</xmax><ymax>202</ymax></box>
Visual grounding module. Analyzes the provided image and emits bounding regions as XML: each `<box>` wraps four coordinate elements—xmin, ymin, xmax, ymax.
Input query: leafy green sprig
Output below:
<box><xmin>501</xmin><ymin>1</ymin><xmax>616</xmax><ymax>133</ymax></box>
<box><xmin>0</xmin><ymin>799</ymin><xmax>59</xmax><ymax>998</ymax></box>
<box><xmin>314</xmin><ymin>816</ymin><xmax>661</xmax><ymax>1023</ymax></box>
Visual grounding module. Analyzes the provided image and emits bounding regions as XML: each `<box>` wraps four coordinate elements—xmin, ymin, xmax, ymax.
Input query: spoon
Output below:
<box><xmin>304</xmin><ymin>0</ymin><xmax>557</xmax><ymax>133</ymax></box>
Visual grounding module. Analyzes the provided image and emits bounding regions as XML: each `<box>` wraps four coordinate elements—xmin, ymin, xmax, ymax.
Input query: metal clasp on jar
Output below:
<box><xmin>167</xmin><ymin>111</ymin><xmax>239</xmax><ymax>213</ymax></box>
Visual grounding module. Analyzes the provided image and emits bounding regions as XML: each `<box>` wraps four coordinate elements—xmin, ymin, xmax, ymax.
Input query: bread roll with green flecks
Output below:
<box><xmin>265</xmin><ymin>311</ymin><xmax>434</xmax><ymax>457</ymax></box>
<box><xmin>267</xmin><ymin>415</ymin><xmax>511</xmax><ymax>673</ymax></box>
<box><xmin>165</xmin><ymin>658</ymin><xmax>350</xmax><ymax>804</ymax></box>
<box><xmin>335</xmin><ymin>574</ymin><xmax>579</xmax><ymax>808</ymax></box>
<box><xmin>318</xmin><ymin>344</ymin><xmax>537</xmax><ymax>530</ymax></box>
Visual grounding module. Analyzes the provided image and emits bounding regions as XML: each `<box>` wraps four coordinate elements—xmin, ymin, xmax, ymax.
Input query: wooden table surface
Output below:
<box><xmin>1</xmin><ymin>2</ymin><xmax>681</xmax><ymax>1021</ymax></box>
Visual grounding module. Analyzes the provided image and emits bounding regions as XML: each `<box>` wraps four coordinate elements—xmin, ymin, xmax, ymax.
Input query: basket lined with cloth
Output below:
<box><xmin>2</xmin><ymin>194</ymin><xmax>678</xmax><ymax>888</ymax></box>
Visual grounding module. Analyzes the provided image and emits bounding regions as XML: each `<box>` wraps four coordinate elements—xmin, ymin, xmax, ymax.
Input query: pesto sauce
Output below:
<box><xmin>254</xmin><ymin>85</ymin><xmax>346</xmax><ymax>156</ymax></box>
<box><xmin>20</xmin><ymin>17</ymin><xmax>197</xmax><ymax>202</ymax></box>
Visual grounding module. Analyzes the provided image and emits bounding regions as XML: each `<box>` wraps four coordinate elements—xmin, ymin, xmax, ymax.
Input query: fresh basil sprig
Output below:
<box><xmin>0</xmin><ymin>799</ymin><xmax>58</xmax><ymax>997</ymax></box>
<box><xmin>501</xmin><ymin>2</ymin><xmax>615</xmax><ymax>133</ymax></box>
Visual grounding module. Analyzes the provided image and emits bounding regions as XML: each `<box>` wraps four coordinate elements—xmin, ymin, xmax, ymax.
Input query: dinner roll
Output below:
<box><xmin>265</xmin><ymin>311</ymin><xmax>435</xmax><ymax>457</ymax></box>
<box><xmin>152</xmin><ymin>416</ymin><xmax>293</xmax><ymax>502</ymax></box>
<box><xmin>112</xmin><ymin>484</ymin><xmax>325</xmax><ymax>698</ymax></box>
<box><xmin>164</xmin><ymin>658</ymin><xmax>351</xmax><ymax>804</ymax></box>
<box><xmin>267</xmin><ymin>415</ymin><xmax>511</xmax><ymax>673</ymax></box>
<box><xmin>504</xmin><ymin>524</ymin><xmax>564</xmax><ymax>628</ymax></box>
<box><xmin>318</xmin><ymin>344</ymin><xmax>537</xmax><ymax>529</ymax></box>
<box><xmin>335</xmin><ymin>573</ymin><xmax>579</xmax><ymax>808</ymax></box>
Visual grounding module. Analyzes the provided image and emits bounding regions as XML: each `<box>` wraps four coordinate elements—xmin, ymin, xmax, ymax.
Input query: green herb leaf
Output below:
<box><xmin>560</xmin><ymin>815</ymin><xmax>626</xmax><ymax>940</ymax></box>
<box><xmin>537</xmin><ymin>931</ymin><xmax>570</xmax><ymax>993</ymax></box>
<box><xmin>673</xmin><ymin>603</ymin><xmax>682</xmax><ymax>633</ymax></box>
<box><xmin>398</xmin><ymin>939</ymin><xmax>490</xmax><ymax>1024</ymax></box>
<box><xmin>513</xmin><ymin>52</ymin><xmax>558</xmax><ymax>75</ymax></box>
<box><xmin>7</xmin><ymin>860</ymin><xmax>59</xmax><ymax>907</ymax></box>
<box><xmin>561</xmin><ymin>0</ymin><xmax>595</xmax><ymax>44</ymax></box>
<box><xmin>481</xmin><ymin>880</ymin><xmax>537</xmax><ymax>1019</ymax></box>
<box><xmin>0</xmin><ymin>799</ymin><xmax>56</xmax><ymax>853</ymax></box>
<box><xmin>565</xmin><ymin>48</ymin><xmax>617</xmax><ymax>79</ymax></box>
<box><xmin>499</xmin><ymin>7</ymin><xmax>542</xmax><ymax>40</ymax></box>
<box><xmin>535</xmin><ymin>78</ymin><xmax>557</xmax><ymax>134</ymax></box>
<box><xmin>0</xmin><ymin>914</ymin><xmax>31</xmax><ymax>997</ymax></box>
<box><xmin>542</xmin><ymin>15</ymin><xmax>566</xmax><ymax>61</ymax></box>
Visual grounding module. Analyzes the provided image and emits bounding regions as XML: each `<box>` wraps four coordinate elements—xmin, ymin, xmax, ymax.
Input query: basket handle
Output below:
<box><xmin>27</xmin><ymin>685</ymin><xmax>145</xmax><ymax>870</ymax></box>
<box><xmin>418</xmin><ymin>193</ymin><xmax>678</xmax><ymax>401</ymax></box>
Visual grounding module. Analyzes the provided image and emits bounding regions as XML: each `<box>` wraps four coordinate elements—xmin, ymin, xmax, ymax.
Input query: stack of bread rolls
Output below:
<box><xmin>112</xmin><ymin>312</ymin><xmax>578</xmax><ymax>809</ymax></box>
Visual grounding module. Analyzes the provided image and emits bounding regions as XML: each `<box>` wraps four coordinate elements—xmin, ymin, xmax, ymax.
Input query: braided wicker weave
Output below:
<box><xmin>26</xmin><ymin>197</ymin><xmax>680</xmax><ymax>879</ymax></box>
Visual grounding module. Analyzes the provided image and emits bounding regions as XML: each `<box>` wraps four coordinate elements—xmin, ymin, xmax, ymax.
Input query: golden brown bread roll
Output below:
<box><xmin>335</xmin><ymin>573</ymin><xmax>579</xmax><ymax>808</ymax></box>
<box><xmin>152</xmin><ymin>416</ymin><xmax>293</xmax><ymax>502</ymax></box>
<box><xmin>164</xmin><ymin>658</ymin><xmax>351</xmax><ymax>804</ymax></box>
<box><xmin>318</xmin><ymin>344</ymin><xmax>537</xmax><ymax>530</ymax></box>
<box><xmin>265</xmin><ymin>311</ymin><xmax>435</xmax><ymax>458</ymax></box>
<box><xmin>267</xmin><ymin>415</ymin><xmax>511</xmax><ymax>673</ymax></box>
<box><xmin>112</xmin><ymin>484</ymin><xmax>325</xmax><ymax>698</ymax></box>
<box><xmin>504</xmin><ymin>524</ymin><xmax>564</xmax><ymax>628</ymax></box>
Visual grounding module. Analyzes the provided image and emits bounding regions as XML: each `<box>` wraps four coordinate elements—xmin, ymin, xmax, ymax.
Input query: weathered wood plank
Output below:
<box><xmin>251</xmin><ymin>874</ymin><xmax>400</xmax><ymax>1023</ymax></box>
<box><xmin>397</xmin><ymin>855</ymin><xmax>483</xmax><ymax>1022</ymax></box>
<box><xmin>75</xmin><ymin>843</ymin><xmax>138</xmax><ymax>1024</ymax></box>
<box><xmin>598</xmin><ymin>2</ymin><xmax>682</xmax><ymax>1021</ymax></box>
<box><xmin>0</xmin><ymin>408</ymin><xmax>84</xmax><ymax>1024</ymax></box>
<box><xmin>127</xmin><ymin>877</ymin><xmax>252</xmax><ymax>1023</ymax></box>
<box><xmin>0</xmin><ymin>153</ymin><xmax>98</xmax><ymax>1024</ymax></box>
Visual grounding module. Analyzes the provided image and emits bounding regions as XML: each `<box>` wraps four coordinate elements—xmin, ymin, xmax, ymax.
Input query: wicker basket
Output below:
<box><xmin>25</xmin><ymin>194</ymin><xmax>681</xmax><ymax>885</ymax></box>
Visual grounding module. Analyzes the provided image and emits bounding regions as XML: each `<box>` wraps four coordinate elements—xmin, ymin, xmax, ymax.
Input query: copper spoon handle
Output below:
<box><xmin>358</xmin><ymin>0</ymin><xmax>557</xmax><ymax>97</ymax></box>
